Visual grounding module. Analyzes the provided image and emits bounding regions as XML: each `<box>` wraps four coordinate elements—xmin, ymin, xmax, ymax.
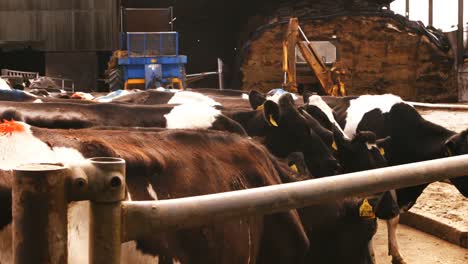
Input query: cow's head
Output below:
<box><xmin>262</xmin><ymin>94</ymin><xmax>341</xmax><ymax>177</ymax></box>
<box><xmin>248</xmin><ymin>90</ymin><xmax>267</xmax><ymax>110</ymax></box>
<box><xmin>333</xmin><ymin>127</ymin><xmax>389</xmax><ymax>173</ymax></box>
<box><xmin>445</xmin><ymin>129</ymin><xmax>468</xmax><ymax>197</ymax></box>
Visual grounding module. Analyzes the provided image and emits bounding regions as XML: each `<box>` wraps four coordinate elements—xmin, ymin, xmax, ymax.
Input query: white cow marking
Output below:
<box><xmin>33</xmin><ymin>99</ymin><xmax>43</xmax><ymax>103</ymax></box>
<box><xmin>0</xmin><ymin>121</ymin><xmax>91</xmax><ymax>264</ymax></box>
<box><xmin>344</xmin><ymin>94</ymin><xmax>404</xmax><ymax>139</ymax></box>
<box><xmin>95</xmin><ymin>90</ymin><xmax>131</xmax><ymax>103</ymax></box>
<box><xmin>167</xmin><ymin>91</ymin><xmax>220</xmax><ymax>106</ymax></box>
<box><xmin>147</xmin><ymin>183</ymin><xmax>158</xmax><ymax>200</ymax></box>
<box><xmin>307</xmin><ymin>95</ymin><xmax>348</xmax><ymax>139</ymax></box>
<box><xmin>0</xmin><ymin>122</ymin><xmax>87</xmax><ymax>170</ymax></box>
<box><xmin>266</xmin><ymin>91</ymin><xmax>298</xmax><ymax>104</ymax></box>
<box><xmin>164</xmin><ymin>103</ymin><xmax>221</xmax><ymax>129</ymax></box>
<box><xmin>0</xmin><ymin>79</ymin><xmax>11</xmax><ymax>90</ymax></box>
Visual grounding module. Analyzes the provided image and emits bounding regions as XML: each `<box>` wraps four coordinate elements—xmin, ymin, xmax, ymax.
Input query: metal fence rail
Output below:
<box><xmin>1</xmin><ymin>69</ymin><xmax>39</xmax><ymax>79</ymax></box>
<box><xmin>12</xmin><ymin>154</ymin><xmax>468</xmax><ymax>264</ymax></box>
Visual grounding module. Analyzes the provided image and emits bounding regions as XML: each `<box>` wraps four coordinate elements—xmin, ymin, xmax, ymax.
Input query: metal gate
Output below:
<box><xmin>11</xmin><ymin>155</ymin><xmax>468</xmax><ymax>264</ymax></box>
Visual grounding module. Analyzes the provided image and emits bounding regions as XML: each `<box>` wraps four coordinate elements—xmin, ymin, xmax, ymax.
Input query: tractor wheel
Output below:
<box><xmin>107</xmin><ymin>67</ymin><xmax>124</xmax><ymax>91</ymax></box>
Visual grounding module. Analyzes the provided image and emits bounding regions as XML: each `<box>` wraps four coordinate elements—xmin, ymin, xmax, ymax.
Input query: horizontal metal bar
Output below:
<box><xmin>186</xmin><ymin>72</ymin><xmax>218</xmax><ymax>77</ymax></box>
<box><xmin>124</xmin><ymin>8</ymin><xmax>172</xmax><ymax>11</ymax></box>
<box><xmin>122</xmin><ymin>155</ymin><xmax>468</xmax><ymax>241</ymax></box>
<box><xmin>408</xmin><ymin>101</ymin><xmax>468</xmax><ymax>110</ymax></box>
<box><xmin>126</xmin><ymin>32</ymin><xmax>177</xmax><ymax>34</ymax></box>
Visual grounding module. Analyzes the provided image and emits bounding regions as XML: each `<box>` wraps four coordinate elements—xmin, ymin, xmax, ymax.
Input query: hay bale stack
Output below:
<box><xmin>240</xmin><ymin>13</ymin><xmax>456</xmax><ymax>102</ymax></box>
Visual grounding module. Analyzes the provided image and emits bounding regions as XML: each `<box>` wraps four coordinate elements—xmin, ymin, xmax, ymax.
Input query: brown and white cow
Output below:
<box><xmin>0</xmin><ymin>122</ymin><xmax>309</xmax><ymax>264</ymax></box>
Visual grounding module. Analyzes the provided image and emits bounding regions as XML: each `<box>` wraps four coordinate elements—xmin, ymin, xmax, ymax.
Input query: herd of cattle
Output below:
<box><xmin>0</xmin><ymin>83</ymin><xmax>467</xmax><ymax>264</ymax></box>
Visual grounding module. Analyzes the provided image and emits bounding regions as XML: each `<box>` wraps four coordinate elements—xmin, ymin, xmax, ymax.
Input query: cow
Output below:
<box><xmin>0</xmin><ymin>101</ymin><xmax>247</xmax><ymax>135</ymax></box>
<box><xmin>107</xmin><ymin>89</ymin><xmax>253</xmax><ymax>110</ymax></box>
<box><xmin>320</xmin><ymin>94</ymin><xmax>468</xmax><ymax>264</ymax></box>
<box><xmin>283</xmin><ymin>128</ymin><xmax>389</xmax><ymax>264</ymax></box>
<box><xmin>224</xmin><ymin>93</ymin><xmax>342</xmax><ymax>177</ymax></box>
<box><xmin>0</xmin><ymin>122</ymin><xmax>309</xmax><ymax>264</ymax></box>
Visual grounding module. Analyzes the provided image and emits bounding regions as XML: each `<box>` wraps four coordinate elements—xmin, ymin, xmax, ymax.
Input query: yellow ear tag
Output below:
<box><xmin>379</xmin><ymin>147</ymin><xmax>385</xmax><ymax>156</ymax></box>
<box><xmin>290</xmin><ymin>164</ymin><xmax>299</xmax><ymax>173</ymax></box>
<box><xmin>256</xmin><ymin>104</ymin><xmax>264</xmax><ymax>110</ymax></box>
<box><xmin>359</xmin><ymin>199</ymin><xmax>376</xmax><ymax>219</ymax></box>
<box><xmin>332</xmin><ymin>141</ymin><xmax>338</xmax><ymax>151</ymax></box>
<box><xmin>269</xmin><ymin>115</ymin><xmax>278</xmax><ymax>127</ymax></box>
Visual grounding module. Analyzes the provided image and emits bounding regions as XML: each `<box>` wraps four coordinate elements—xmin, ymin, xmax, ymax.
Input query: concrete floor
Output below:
<box><xmin>374</xmin><ymin>220</ymin><xmax>468</xmax><ymax>264</ymax></box>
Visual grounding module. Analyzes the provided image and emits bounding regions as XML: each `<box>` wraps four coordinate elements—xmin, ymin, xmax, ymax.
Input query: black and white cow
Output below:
<box><xmin>320</xmin><ymin>94</ymin><xmax>468</xmax><ymax>264</ymax></box>
<box><xmin>100</xmin><ymin>89</ymin><xmax>252</xmax><ymax>109</ymax></box>
<box><xmin>0</xmin><ymin>101</ymin><xmax>247</xmax><ymax>135</ymax></box>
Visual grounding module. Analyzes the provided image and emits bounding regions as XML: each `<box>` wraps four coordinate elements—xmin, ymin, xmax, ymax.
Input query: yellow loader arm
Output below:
<box><xmin>282</xmin><ymin>17</ymin><xmax>346</xmax><ymax>96</ymax></box>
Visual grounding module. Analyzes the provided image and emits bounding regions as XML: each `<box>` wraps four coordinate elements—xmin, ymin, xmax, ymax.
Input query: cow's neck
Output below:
<box><xmin>225</xmin><ymin>110</ymin><xmax>266</xmax><ymax>136</ymax></box>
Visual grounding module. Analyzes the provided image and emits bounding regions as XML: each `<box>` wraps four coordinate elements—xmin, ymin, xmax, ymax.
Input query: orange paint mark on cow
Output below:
<box><xmin>71</xmin><ymin>93</ymin><xmax>83</xmax><ymax>99</ymax></box>
<box><xmin>0</xmin><ymin>119</ymin><xmax>25</xmax><ymax>135</ymax></box>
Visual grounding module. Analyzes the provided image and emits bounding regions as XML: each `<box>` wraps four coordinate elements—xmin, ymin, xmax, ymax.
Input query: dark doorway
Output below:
<box><xmin>0</xmin><ymin>48</ymin><xmax>45</xmax><ymax>75</ymax></box>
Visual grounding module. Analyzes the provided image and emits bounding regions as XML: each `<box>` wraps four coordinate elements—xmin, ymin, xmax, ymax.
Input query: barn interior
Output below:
<box><xmin>0</xmin><ymin>0</ymin><xmax>466</xmax><ymax>101</ymax></box>
<box><xmin>1</xmin><ymin>1</ymin><xmax>468</xmax><ymax>263</ymax></box>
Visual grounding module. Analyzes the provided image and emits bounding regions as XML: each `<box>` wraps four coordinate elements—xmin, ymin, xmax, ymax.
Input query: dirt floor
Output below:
<box><xmin>410</xmin><ymin>182</ymin><xmax>468</xmax><ymax>232</ymax></box>
<box><xmin>374</xmin><ymin>220</ymin><xmax>468</xmax><ymax>264</ymax></box>
<box><xmin>419</xmin><ymin>109</ymin><xmax>468</xmax><ymax>133</ymax></box>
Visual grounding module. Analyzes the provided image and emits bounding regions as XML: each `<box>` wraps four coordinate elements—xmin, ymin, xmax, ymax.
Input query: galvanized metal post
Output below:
<box><xmin>88</xmin><ymin>157</ymin><xmax>126</xmax><ymax>264</ymax></box>
<box><xmin>458</xmin><ymin>0</ymin><xmax>464</xmax><ymax>67</ymax></box>
<box><xmin>428</xmin><ymin>0</ymin><xmax>433</xmax><ymax>27</ymax></box>
<box><xmin>405</xmin><ymin>0</ymin><xmax>410</xmax><ymax>18</ymax></box>
<box><xmin>13</xmin><ymin>164</ymin><xmax>69</xmax><ymax>264</ymax></box>
<box><xmin>218</xmin><ymin>58</ymin><xmax>224</xmax><ymax>90</ymax></box>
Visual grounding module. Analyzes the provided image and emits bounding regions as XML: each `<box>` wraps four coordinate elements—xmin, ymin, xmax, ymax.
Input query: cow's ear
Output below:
<box><xmin>302</xmin><ymin>90</ymin><xmax>313</xmax><ymax>104</ymax></box>
<box><xmin>249</xmin><ymin>90</ymin><xmax>267</xmax><ymax>110</ymax></box>
<box><xmin>376</xmin><ymin>136</ymin><xmax>391</xmax><ymax>156</ymax></box>
<box><xmin>263</xmin><ymin>100</ymin><xmax>280</xmax><ymax>127</ymax></box>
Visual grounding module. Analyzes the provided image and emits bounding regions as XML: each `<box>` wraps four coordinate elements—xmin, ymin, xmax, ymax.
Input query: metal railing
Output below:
<box><xmin>1</xmin><ymin>69</ymin><xmax>75</xmax><ymax>92</ymax></box>
<box><xmin>186</xmin><ymin>58</ymin><xmax>224</xmax><ymax>90</ymax></box>
<box><xmin>1</xmin><ymin>69</ymin><xmax>39</xmax><ymax>79</ymax></box>
<box><xmin>46</xmin><ymin>77</ymin><xmax>75</xmax><ymax>93</ymax></box>
<box><xmin>12</xmin><ymin>154</ymin><xmax>468</xmax><ymax>263</ymax></box>
<box><xmin>126</xmin><ymin>32</ymin><xmax>179</xmax><ymax>57</ymax></box>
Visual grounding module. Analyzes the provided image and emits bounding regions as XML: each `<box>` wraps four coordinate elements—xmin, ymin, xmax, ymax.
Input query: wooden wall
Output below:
<box><xmin>0</xmin><ymin>0</ymin><xmax>118</xmax><ymax>51</ymax></box>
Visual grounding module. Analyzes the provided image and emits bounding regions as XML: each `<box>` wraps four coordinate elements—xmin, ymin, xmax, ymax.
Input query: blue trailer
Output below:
<box><xmin>107</xmin><ymin>7</ymin><xmax>187</xmax><ymax>91</ymax></box>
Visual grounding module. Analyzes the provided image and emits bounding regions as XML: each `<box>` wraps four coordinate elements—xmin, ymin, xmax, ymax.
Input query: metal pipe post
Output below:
<box><xmin>13</xmin><ymin>164</ymin><xmax>69</xmax><ymax>264</ymax></box>
<box><xmin>88</xmin><ymin>157</ymin><xmax>126</xmax><ymax>264</ymax></box>
<box><xmin>458</xmin><ymin>0</ymin><xmax>464</xmax><ymax>67</ymax></box>
<box><xmin>218</xmin><ymin>58</ymin><xmax>224</xmax><ymax>90</ymax></box>
<box><xmin>406</xmin><ymin>0</ymin><xmax>410</xmax><ymax>18</ymax></box>
<box><xmin>123</xmin><ymin>155</ymin><xmax>468</xmax><ymax>241</ymax></box>
<box><xmin>428</xmin><ymin>0</ymin><xmax>433</xmax><ymax>27</ymax></box>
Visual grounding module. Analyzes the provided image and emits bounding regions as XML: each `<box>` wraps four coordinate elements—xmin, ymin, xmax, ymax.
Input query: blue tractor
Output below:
<box><xmin>107</xmin><ymin>7</ymin><xmax>187</xmax><ymax>91</ymax></box>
